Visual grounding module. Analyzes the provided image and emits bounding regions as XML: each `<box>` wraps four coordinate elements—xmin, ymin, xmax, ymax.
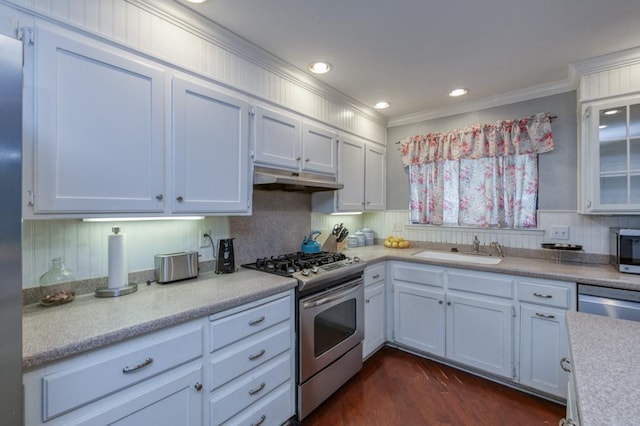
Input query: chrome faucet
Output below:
<box><xmin>472</xmin><ymin>236</ymin><xmax>480</xmax><ymax>253</ymax></box>
<box><xmin>490</xmin><ymin>241</ymin><xmax>504</xmax><ymax>257</ymax></box>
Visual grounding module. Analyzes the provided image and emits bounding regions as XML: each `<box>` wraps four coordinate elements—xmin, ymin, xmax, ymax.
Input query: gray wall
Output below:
<box><xmin>386</xmin><ymin>91</ymin><xmax>578</xmax><ymax>211</ymax></box>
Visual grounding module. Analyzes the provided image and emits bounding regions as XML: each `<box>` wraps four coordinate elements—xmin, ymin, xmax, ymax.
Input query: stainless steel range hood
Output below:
<box><xmin>253</xmin><ymin>166</ymin><xmax>343</xmax><ymax>192</ymax></box>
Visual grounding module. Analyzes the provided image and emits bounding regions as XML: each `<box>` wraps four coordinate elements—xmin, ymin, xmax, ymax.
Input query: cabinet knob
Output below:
<box><xmin>372</xmin><ymin>274</ymin><xmax>380</xmax><ymax>279</ymax></box>
<box><xmin>439</xmin><ymin>300</ymin><xmax>443</xmax><ymax>304</ymax></box>
<box><xmin>194</xmin><ymin>382</ymin><xmax>203</xmax><ymax>391</ymax></box>
<box><xmin>296</xmin><ymin>157</ymin><xmax>301</xmax><ymax>161</ymax></box>
<box><xmin>560</xmin><ymin>357</ymin><xmax>571</xmax><ymax>373</ymax></box>
<box><xmin>447</xmin><ymin>301</ymin><xmax>451</xmax><ymax>306</ymax></box>
<box><xmin>365</xmin><ymin>299</ymin><xmax>370</xmax><ymax>303</ymax></box>
<box><xmin>176</xmin><ymin>195</ymin><xmax>184</xmax><ymax>202</ymax></box>
<box><xmin>305</xmin><ymin>158</ymin><xmax>310</xmax><ymax>162</ymax></box>
<box><xmin>156</xmin><ymin>194</ymin><xmax>163</xmax><ymax>200</ymax></box>
<box><xmin>366</xmin><ymin>201</ymin><xmax>371</xmax><ymax>205</ymax></box>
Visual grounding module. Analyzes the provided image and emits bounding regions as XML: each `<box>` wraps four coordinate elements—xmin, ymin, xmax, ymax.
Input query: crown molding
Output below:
<box><xmin>387</xmin><ymin>79</ymin><xmax>576</xmax><ymax>128</ymax></box>
<box><xmin>569</xmin><ymin>45</ymin><xmax>640</xmax><ymax>76</ymax></box>
<box><xmin>130</xmin><ymin>0</ymin><xmax>389</xmax><ymax>126</ymax></box>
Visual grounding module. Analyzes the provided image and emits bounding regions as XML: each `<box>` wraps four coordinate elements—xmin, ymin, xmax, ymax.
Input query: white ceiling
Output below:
<box><xmin>177</xmin><ymin>0</ymin><xmax>640</xmax><ymax>121</ymax></box>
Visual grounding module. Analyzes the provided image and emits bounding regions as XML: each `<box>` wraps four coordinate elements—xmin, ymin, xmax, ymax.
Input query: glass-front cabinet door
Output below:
<box><xmin>582</xmin><ymin>96</ymin><xmax>640</xmax><ymax>213</ymax></box>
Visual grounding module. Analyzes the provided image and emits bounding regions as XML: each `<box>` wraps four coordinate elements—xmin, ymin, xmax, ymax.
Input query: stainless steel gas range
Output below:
<box><xmin>242</xmin><ymin>251</ymin><xmax>366</xmax><ymax>420</ymax></box>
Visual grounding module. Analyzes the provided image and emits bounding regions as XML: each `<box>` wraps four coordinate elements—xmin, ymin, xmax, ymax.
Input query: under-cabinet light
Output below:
<box><xmin>448</xmin><ymin>88</ymin><xmax>469</xmax><ymax>97</ymax></box>
<box><xmin>82</xmin><ymin>216</ymin><xmax>205</xmax><ymax>222</ymax></box>
<box><xmin>603</xmin><ymin>109</ymin><xmax>620</xmax><ymax>115</ymax></box>
<box><xmin>599</xmin><ymin>125</ymin><xmax>609</xmax><ymax>129</ymax></box>
<box><xmin>330</xmin><ymin>212</ymin><xmax>363</xmax><ymax>216</ymax></box>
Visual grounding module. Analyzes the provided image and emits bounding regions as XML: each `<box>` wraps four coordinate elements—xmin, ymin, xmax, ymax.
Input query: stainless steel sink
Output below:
<box><xmin>412</xmin><ymin>250</ymin><xmax>503</xmax><ymax>265</ymax></box>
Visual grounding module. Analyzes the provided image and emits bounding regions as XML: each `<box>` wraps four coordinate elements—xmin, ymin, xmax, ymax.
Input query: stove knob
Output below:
<box><xmin>301</xmin><ymin>269</ymin><xmax>310</xmax><ymax>276</ymax></box>
<box><xmin>311</xmin><ymin>266</ymin><xmax>319</xmax><ymax>274</ymax></box>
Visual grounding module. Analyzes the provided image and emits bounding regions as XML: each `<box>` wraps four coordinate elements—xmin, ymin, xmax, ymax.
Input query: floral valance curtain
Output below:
<box><xmin>402</xmin><ymin>112</ymin><xmax>554</xmax><ymax>229</ymax></box>
<box><xmin>399</xmin><ymin>112</ymin><xmax>554</xmax><ymax>167</ymax></box>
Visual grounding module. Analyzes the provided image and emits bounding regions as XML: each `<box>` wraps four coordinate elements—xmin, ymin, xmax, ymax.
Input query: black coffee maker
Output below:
<box><xmin>215</xmin><ymin>238</ymin><xmax>236</xmax><ymax>274</ymax></box>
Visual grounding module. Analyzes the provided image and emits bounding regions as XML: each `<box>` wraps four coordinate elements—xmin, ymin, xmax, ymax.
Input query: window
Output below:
<box><xmin>400</xmin><ymin>113</ymin><xmax>554</xmax><ymax>228</ymax></box>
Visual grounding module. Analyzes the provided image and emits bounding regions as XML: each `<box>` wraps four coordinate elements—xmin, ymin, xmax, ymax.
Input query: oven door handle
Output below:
<box><xmin>302</xmin><ymin>281</ymin><xmax>361</xmax><ymax>309</ymax></box>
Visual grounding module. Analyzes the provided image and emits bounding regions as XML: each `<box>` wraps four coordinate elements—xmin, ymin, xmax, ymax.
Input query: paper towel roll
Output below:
<box><xmin>108</xmin><ymin>227</ymin><xmax>128</xmax><ymax>289</ymax></box>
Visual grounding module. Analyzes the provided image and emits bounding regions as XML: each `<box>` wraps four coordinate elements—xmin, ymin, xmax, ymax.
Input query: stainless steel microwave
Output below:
<box><xmin>610</xmin><ymin>228</ymin><xmax>640</xmax><ymax>274</ymax></box>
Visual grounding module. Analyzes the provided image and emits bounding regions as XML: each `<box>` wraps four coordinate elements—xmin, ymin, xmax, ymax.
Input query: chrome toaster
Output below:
<box><xmin>154</xmin><ymin>251</ymin><xmax>199</xmax><ymax>284</ymax></box>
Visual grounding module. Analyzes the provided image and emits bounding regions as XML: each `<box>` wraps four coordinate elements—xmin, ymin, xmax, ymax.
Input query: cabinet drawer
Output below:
<box><xmin>221</xmin><ymin>381</ymin><xmax>293</xmax><ymax>426</ymax></box>
<box><xmin>518</xmin><ymin>280</ymin><xmax>570</xmax><ymax>309</ymax></box>
<box><xmin>364</xmin><ymin>263</ymin><xmax>385</xmax><ymax>285</ymax></box>
<box><xmin>210</xmin><ymin>295</ymin><xmax>291</xmax><ymax>352</ymax></box>
<box><xmin>447</xmin><ymin>270</ymin><xmax>513</xmax><ymax>299</ymax></box>
<box><xmin>209</xmin><ymin>322</ymin><xmax>291</xmax><ymax>390</ymax></box>
<box><xmin>43</xmin><ymin>322</ymin><xmax>203</xmax><ymax>420</ymax></box>
<box><xmin>210</xmin><ymin>353</ymin><xmax>291</xmax><ymax>425</ymax></box>
<box><xmin>392</xmin><ymin>263</ymin><xmax>444</xmax><ymax>287</ymax></box>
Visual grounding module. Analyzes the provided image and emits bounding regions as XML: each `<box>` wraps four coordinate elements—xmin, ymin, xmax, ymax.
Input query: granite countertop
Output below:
<box><xmin>22</xmin><ymin>269</ymin><xmax>297</xmax><ymax>369</ymax></box>
<box><xmin>566</xmin><ymin>312</ymin><xmax>640</xmax><ymax>425</ymax></box>
<box><xmin>343</xmin><ymin>245</ymin><xmax>640</xmax><ymax>291</ymax></box>
<box><xmin>24</xmin><ymin>245</ymin><xmax>640</xmax><ymax>370</ymax></box>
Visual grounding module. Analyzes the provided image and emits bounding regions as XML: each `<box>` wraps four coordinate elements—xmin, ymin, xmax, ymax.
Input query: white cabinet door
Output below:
<box><xmin>580</xmin><ymin>96</ymin><xmax>640</xmax><ymax>213</ymax></box>
<box><xmin>363</xmin><ymin>281</ymin><xmax>386</xmax><ymax>359</ymax></box>
<box><xmin>337</xmin><ymin>136</ymin><xmax>366</xmax><ymax>211</ymax></box>
<box><xmin>254</xmin><ymin>106</ymin><xmax>301</xmax><ymax>170</ymax></box>
<box><xmin>172</xmin><ymin>77</ymin><xmax>250</xmax><ymax>214</ymax></box>
<box><xmin>364</xmin><ymin>143</ymin><xmax>386</xmax><ymax>211</ymax></box>
<box><xmin>393</xmin><ymin>281</ymin><xmax>445</xmax><ymax>356</ymax></box>
<box><xmin>519</xmin><ymin>304</ymin><xmax>568</xmax><ymax>398</ymax></box>
<box><xmin>33</xmin><ymin>25</ymin><xmax>165</xmax><ymax>213</ymax></box>
<box><xmin>302</xmin><ymin>123</ymin><xmax>337</xmax><ymax>175</ymax></box>
<box><xmin>446</xmin><ymin>293</ymin><xmax>513</xmax><ymax>378</ymax></box>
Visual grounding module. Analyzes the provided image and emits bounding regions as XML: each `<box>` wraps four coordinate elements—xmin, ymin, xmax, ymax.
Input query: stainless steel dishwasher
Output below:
<box><xmin>578</xmin><ymin>284</ymin><xmax>640</xmax><ymax>322</ymax></box>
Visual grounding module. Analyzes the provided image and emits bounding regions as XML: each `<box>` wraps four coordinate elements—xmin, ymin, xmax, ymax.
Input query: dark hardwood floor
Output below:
<box><xmin>302</xmin><ymin>347</ymin><xmax>565</xmax><ymax>425</ymax></box>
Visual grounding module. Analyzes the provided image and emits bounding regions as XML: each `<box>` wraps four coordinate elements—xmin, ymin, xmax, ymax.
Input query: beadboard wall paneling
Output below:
<box><xmin>22</xmin><ymin>217</ymin><xmax>229</xmax><ymax>288</ymax></box>
<box><xmin>7</xmin><ymin>0</ymin><xmax>386</xmax><ymax>144</ymax></box>
<box><xmin>580</xmin><ymin>62</ymin><xmax>640</xmax><ymax>101</ymax></box>
<box><xmin>316</xmin><ymin>210</ymin><xmax>640</xmax><ymax>255</ymax></box>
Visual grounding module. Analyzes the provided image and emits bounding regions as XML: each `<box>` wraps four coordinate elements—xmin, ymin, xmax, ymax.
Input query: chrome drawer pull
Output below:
<box><xmin>122</xmin><ymin>357</ymin><xmax>153</xmax><ymax>374</ymax></box>
<box><xmin>248</xmin><ymin>382</ymin><xmax>266</xmax><ymax>395</ymax></box>
<box><xmin>251</xmin><ymin>414</ymin><xmax>266</xmax><ymax>426</ymax></box>
<box><xmin>248</xmin><ymin>349</ymin><xmax>266</xmax><ymax>360</ymax></box>
<box><xmin>533</xmin><ymin>292</ymin><xmax>552</xmax><ymax>298</ymax></box>
<box><xmin>535</xmin><ymin>312</ymin><xmax>555</xmax><ymax>319</ymax></box>
<box><xmin>248</xmin><ymin>316</ymin><xmax>265</xmax><ymax>326</ymax></box>
<box><xmin>560</xmin><ymin>357</ymin><xmax>571</xmax><ymax>373</ymax></box>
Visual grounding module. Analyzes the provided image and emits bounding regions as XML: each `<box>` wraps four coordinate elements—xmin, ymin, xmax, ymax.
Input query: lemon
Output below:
<box><xmin>384</xmin><ymin>240</ymin><xmax>392</xmax><ymax>248</ymax></box>
<box><xmin>392</xmin><ymin>242</ymin><xmax>399</xmax><ymax>248</ymax></box>
<box><xmin>400</xmin><ymin>240</ymin><xmax>410</xmax><ymax>248</ymax></box>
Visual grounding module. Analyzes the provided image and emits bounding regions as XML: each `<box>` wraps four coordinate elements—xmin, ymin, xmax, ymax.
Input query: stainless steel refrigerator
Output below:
<box><xmin>0</xmin><ymin>32</ymin><xmax>24</xmax><ymax>425</ymax></box>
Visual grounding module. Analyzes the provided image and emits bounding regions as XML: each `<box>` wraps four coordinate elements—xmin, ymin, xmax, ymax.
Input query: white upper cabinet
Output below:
<box><xmin>580</xmin><ymin>96</ymin><xmax>640</xmax><ymax>213</ymax></box>
<box><xmin>312</xmin><ymin>136</ymin><xmax>386</xmax><ymax>213</ymax></box>
<box><xmin>32</xmin><ymin>25</ymin><xmax>165</xmax><ymax>214</ymax></box>
<box><xmin>254</xmin><ymin>106</ymin><xmax>338</xmax><ymax>175</ymax></box>
<box><xmin>364</xmin><ymin>143</ymin><xmax>386</xmax><ymax>211</ymax></box>
<box><xmin>575</xmin><ymin>49</ymin><xmax>640</xmax><ymax>214</ymax></box>
<box><xmin>254</xmin><ymin>106</ymin><xmax>302</xmax><ymax>171</ymax></box>
<box><xmin>171</xmin><ymin>76</ymin><xmax>251</xmax><ymax>214</ymax></box>
<box><xmin>302</xmin><ymin>123</ymin><xmax>338</xmax><ymax>174</ymax></box>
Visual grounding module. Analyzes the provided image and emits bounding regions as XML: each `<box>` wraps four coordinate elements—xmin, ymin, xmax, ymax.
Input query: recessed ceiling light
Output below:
<box><xmin>308</xmin><ymin>62</ymin><xmax>332</xmax><ymax>74</ymax></box>
<box><xmin>449</xmin><ymin>88</ymin><xmax>469</xmax><ymax>97</ymax></box>
<box><xmin>374</xmin><ymin>101</ymin><xmax>390</xmax><ymax>109</ymax></box>
<box><xmin>603</xmin><ymin>109</ymin><xmax>620</xmax><ymax>115</ymax></box>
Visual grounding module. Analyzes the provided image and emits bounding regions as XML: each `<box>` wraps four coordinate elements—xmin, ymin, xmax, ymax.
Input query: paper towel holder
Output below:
<box><xmin>95</xmin><ymin>226</ymin><xmax>138</xmax><ymax>298</ymax></box>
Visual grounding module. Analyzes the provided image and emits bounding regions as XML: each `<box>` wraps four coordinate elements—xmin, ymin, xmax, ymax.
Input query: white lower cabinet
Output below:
<box><xmin>207</xmin><ymin>292</ymin><xmax>295</xmax><ymax>425</ymax></box>
<box><xmin>23</xmin><ymin>291</ymin><xmax>296</xmax><ymax>426</ymax></box>
<box><xmin>445</xmin><ymin>292</ymin><xmax>513</xmax><ymax>378</ymax></box>
<box><xmin>363</xmin><ymin>263</ymin><xmax>387</xmax><ymax>359</ymax></box>
<box><xmin>390</xmin><ymin>261</ymin><xmax>575</xmax><ymax>399</ymax></box>
<box><xmin>562</xmin><ymin>362</ymin><xmax>580</xmax><ymax>426</ymax></box>
<box><xmin>23</xmin><ymin>320</ymin><xmax>206</xmax><ymax>426</ymax></box>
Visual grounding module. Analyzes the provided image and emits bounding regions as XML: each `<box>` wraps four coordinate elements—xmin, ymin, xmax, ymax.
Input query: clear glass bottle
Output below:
<box><xmin>39</xmin><ymin>257</ymin><xmax>76</xmax><ymax>304</ymax></box>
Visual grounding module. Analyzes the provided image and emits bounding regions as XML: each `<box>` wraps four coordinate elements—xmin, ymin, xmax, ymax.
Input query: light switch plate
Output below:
<box><xmin>551</xmin><ymin>225</ymin><xmax>569</xmax><ymax>240</ymax></box>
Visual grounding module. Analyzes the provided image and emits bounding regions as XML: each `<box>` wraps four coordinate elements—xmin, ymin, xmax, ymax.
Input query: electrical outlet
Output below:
<box><xmin>551</xmin><ymin>225</ymin><xmax>569</xmax><ymax>240</ymax></box>
<box><xmin>392</xmin><ymin>222</ymin><xmax>403</xmax><ymax>232</ymax></box>
<box><xmin>199</xmin><ymin>229</ymin><xmax>212</xmax><ymax>248</ymax></box>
